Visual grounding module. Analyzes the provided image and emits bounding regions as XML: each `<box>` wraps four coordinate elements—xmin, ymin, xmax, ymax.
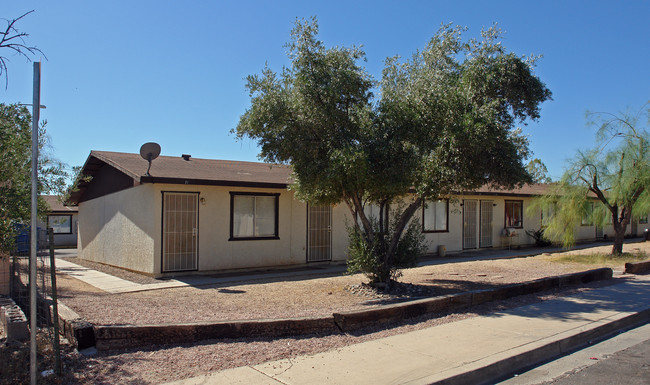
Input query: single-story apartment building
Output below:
<box><xmin>42</xmin><ymin>195</ymin><xmax>79</xmax><ymax>247</ymax></box>
<box><xmin>68</xmin><ymin>150</ymin><xmax>649</xmax><ymax>277</ymax></box>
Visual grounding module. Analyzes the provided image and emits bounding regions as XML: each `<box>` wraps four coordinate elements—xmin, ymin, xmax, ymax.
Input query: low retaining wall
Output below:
<box><xmin>84</xmin><ymin>267</ymin><xmax>612</xmax><ymax>351</ymax></box>
<box><xmin>624</xmin><ymin>260</ymin><xmax>650</xmax><ymax>275</ymax></box>
<box><xmin>94</xmin><ymin>317</ymin><xmax>335</xmax><ymax>351</ymax></box>
<box><xmin>52</xmin><ymin>302</ymin><xmax>95</xmax><ymax>350</ymax></box>
<box><xmin>333</xmin><ymin>268</ymin><xmax>612</xmax><ymax>331</ymax></box>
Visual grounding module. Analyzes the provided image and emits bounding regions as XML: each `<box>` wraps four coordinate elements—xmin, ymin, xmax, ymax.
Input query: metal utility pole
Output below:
<box><xmin>30</xmin><ymin>61</ymin><xmax>41</xmax><ymax>385</ymax></box>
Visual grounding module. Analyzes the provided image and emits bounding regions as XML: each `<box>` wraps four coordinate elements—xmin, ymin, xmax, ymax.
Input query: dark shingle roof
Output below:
<box><xmin>69</xmin><ymin>150</ymin><xmax>553</xmax><ymax>204</ymax></box>
<box><xmin>42</xmin><ymin>195</ymin><xmax>78</xmax><ymax>212</ymax></box>
<box><xmin>68</xmin><ymin>151</ymin><xmax>293</xmax><ymax>204</ymax></box>
<box><xmin>90</xmin><ymin>150</ymin><xmax>292</xmax><ymax>186</ymax></box>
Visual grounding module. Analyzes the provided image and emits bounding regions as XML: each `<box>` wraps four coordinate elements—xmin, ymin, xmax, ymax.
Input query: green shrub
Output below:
<box><xmin>346</xmin><ymin>218</ymin><xmax>426</xmax><ymax>284</ymax></box>
<box><xmin>525</xmin><ymin>227</ymin><xmax>552</xmax><ymax>247</ymax></box>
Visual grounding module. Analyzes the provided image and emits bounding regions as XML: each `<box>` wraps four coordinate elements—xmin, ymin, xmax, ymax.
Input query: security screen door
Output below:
<box><xmin>307</xmin><ymin>205</ymin><xmax>332</xmax><ymax>262</ymax></box>
<box><xmin>463</xmin><ymin>200</ymin><xmax>478</xmax><ymax>249</ymax></box>
<box><xmin>480</xmin><ymin>200</ymin><xmax>493</xmax><ymax>248</ymax></box>
<box><xmin>162</xmin><ymin>192</ymin><xmax>199</xmax><ymax>272</ymax></box>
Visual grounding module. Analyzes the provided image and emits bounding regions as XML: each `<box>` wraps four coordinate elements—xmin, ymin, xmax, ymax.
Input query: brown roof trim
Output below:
<box><xmin>458</xmin><ymin>191</ymin><xmax>540</xmax><ymax>198</ymax></box>
<box><xmin>140</xmin><ymin>176</ymin><xmax>289</xmax><ymax>189</ymax></box>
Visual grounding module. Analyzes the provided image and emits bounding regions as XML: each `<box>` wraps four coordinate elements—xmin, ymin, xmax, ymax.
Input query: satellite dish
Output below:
<box><xmin>139</xmin><ymin>142</ymin><xmax>161</xmax><ymax>176</ymax></box>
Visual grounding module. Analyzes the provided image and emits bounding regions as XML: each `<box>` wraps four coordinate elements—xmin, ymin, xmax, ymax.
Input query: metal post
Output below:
<box><xmin>48</xmin><ymin>229</ymin><xmax>62</xmax><ymax>376</ymax></box>
<box><xmin>30</xmin><ymin>61</ymin><xmax>41</xmax><ymax>385</ymax></box>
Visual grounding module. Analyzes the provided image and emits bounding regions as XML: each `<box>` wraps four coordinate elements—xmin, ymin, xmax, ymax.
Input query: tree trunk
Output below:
<box><xmin>382</xmin><ymin>197</ymin><xmax>423</xmax><ymax>275</ymax></box>
<box><xmin>612</xmin><ymin>225</ymin><xmax>625</xmax><ymax>255</ymax></box>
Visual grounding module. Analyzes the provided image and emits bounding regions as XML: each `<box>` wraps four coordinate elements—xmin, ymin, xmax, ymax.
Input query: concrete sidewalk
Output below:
<box><xmin>162</xmin><ymin>274</ymin><xmax>650</xmax><ymax>385</ymax></box>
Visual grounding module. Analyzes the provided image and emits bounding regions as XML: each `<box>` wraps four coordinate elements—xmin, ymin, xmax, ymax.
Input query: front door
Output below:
<box><xmin>307</xmin><ymin>205</ymin><xmax>332</xmax><ymax>262</ymax></box>
<box><xmin>162</xmin><ymin>192</ymin><xmax>199</xmax><ymax>272</ymax></box>
<box><xmin>463</xmin><ymin>200</ymin><xmax>478</xmax><ymax>249</ymax></box>
<box><xmin>480</xmin><ymin>200</ymin><xmax>493</xmax><ymax>248</ymax></box>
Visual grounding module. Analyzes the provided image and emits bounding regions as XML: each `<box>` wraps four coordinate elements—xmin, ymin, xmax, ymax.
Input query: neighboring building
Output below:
<box><xmin>68</xmin><ymin>150</ymin><xmax>645</xmax><ymax>277</ymax></box>
<box><xmin>41</xmin><ymin>195</ymin><xmax>79</xmax><ymax>247</ymax></box>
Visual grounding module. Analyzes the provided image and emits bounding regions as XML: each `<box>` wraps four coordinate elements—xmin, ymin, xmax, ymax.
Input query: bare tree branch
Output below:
<box><xmin>0</xmin><ymin>10</ymin><xmax>46</xmax><ymax>89</ymax></box>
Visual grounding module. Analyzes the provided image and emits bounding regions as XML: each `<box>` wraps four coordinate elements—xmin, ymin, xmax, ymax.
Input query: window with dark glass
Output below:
<box><xmin>504</xmin><ymin>200</ymin><xmax>523</xmax><ymax>228</ymax></box>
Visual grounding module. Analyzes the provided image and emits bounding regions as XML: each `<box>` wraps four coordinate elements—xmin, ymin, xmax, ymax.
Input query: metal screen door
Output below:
<box><xmin>162</xmin><ymin>192</ymin><xmax>199</xmax><ymax>272</ymax></box>
<box><xmin>480</xmin><ymin>200</ymin><xmax>493</xmax><ymax>248</ymax></box>
<box><xmin>307</xmin><ymin>205</ymin><xmax>332</xmax><ymax>262</ymax></box>
<box><xmin>463</xmin><ymin>200</ymin><xmax>478</xmax><ymax>249</ymax></box>
<box><xmin>595</xmin><ymin>226</ymin><xmax>603</xmax><ymax>239</ymax></box>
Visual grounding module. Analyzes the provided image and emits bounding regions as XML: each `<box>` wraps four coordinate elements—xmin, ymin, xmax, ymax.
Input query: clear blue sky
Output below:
<box><xmin>2</xmin><ymin>1</ymin><xmax>649</xmax><ymax>181</ymax></box>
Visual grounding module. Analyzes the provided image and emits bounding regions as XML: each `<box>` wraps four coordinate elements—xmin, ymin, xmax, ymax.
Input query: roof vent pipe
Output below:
<box><xmin>182</xmin><ymin>154</ymin><xmax>191</xmax><ymax>161</ymax></box>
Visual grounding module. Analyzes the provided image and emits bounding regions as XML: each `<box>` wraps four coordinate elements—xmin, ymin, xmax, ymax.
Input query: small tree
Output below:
<box><xmin>0</xmin><ymin>104</ymin><xmax>66</xmax><ymax>254</ymax></box>
<box><xmin>236</xmin><ymin>18</ymin><xmax>551</xmax><ymax>284</ymax></box>
<box><xmin>535</xmin><ymin>103</ymin><xmax>650</xmax><ymax>255</ymax></box>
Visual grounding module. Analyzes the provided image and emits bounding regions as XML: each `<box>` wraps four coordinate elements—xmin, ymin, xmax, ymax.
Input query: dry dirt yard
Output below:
<box><xmin>29</xmin><ymin>241</ymin><xmax>650</xmax><ymax>384</ymax></box>
<box><xmin>57</xmin><ymin>241</ymin><xmax>649</xmax><ymax>326</ymax></box>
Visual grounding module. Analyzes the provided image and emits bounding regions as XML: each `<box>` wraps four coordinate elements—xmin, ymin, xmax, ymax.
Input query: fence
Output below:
<box><xmin>8</xmin><ymin>227</ymin><xmax>62</xmax><ymax>377</ymax></box>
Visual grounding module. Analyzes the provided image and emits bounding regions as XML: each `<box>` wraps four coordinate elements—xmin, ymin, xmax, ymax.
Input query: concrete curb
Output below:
<box><xmin>624</xmin><ymin>260</ymin><xmax>650</xmax><ymax>274</ymax></box>
<box><xmin>52</xmin><ymin>301</ymin><xmax>96</xmax><ymax>350</ymax></box>
<box><xmin>332</xmin><ymin>268</ymin><xmax>612</xmax><ymax>332</ymax></box>
<box><xmin>430</xmin><ymin>307</ymin><xmax>650</xmax><ymax>385</ymax></box>
<box><xmin>89</xmin><ymin>268</ymin><xmax>613</xmax><ymax>351</ymax></box>
<box><xmin>94</xmin><ymin>317</ymin><xmax>335</xmax><ymax>351</ymax></box>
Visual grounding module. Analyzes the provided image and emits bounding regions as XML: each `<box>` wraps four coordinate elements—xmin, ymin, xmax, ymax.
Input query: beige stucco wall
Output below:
<box><xmin>78</xmin><ymin>184</ymin><xmax>157</xmax><ymax>273</ymax></box>
<box><xmin>78</xmin><ymin>182</ymin><xmax>650</xmax><ymax>275</ymax></box>
<box><xmin>78</xmin><ymin>183</ymin><xmax>351</xmax><ymax>275</ymax></box>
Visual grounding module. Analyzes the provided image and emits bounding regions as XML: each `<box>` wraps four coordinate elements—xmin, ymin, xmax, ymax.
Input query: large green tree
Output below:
<box><xmin>526</xmin><ymin>158</ymin><xmax>552</xmax><ymax>183</ymax></box>
<box><xmin>236</xmin><ymin>19</ymin><xmax>551</xmax><ymax>283</ymax></box>
<box><xmin>536</xmin><ymin>104</ymin><xmax>650</xmax><ymax>255</ymax></box>
<box><xmin>0</xmin><ymin>104</ymin><xmax>66</xmax><ymax>253</ymax></box>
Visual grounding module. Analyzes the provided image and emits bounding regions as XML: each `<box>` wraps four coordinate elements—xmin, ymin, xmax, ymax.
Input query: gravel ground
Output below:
<box><xmin>56</xmin><ymin>240</ymin><xmax>650</xmax><ymax>326</ymax></box>
<box><xmin>57</xmin><ymin>254</ymin><xmax>590</xmax><ymax>325</ymax></box>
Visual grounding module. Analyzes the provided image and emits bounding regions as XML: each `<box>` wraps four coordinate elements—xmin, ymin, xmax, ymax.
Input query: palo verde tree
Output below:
<box><xmin>0</xmin><ymin>104</ymin><xmax>66</xmax><ymax>254</ymax></box>
<box><xmin>236</xmin><ymin>18</ymin><xmax>551</xmax><ymax>284</ymax></box>
<box><xmin>535</xmin><ymin>103</ymin><xmax>650</xmax><ymax>255</ymax></box>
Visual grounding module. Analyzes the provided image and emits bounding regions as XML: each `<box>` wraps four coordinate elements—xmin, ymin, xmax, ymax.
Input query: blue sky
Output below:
<box><xmin>2</xmin><ymin>1</ymin><xmax>649</xmax><ymax>181</ymax></box>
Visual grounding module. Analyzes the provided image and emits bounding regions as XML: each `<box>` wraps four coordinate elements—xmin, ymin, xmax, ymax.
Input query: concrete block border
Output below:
<box><xmin>624</xmin><ymin>260</ymin><xmax>650</xmax><ymax>275</ymax></box>
<box><xmin>0</xmin><ymin>296</ymin><xmax>29</xmax><ymax>341</ymax></box>
<box><xmin>79</xmin><ymin>267</ymin><xmax>612</xmax><ymax>351</ymax></box>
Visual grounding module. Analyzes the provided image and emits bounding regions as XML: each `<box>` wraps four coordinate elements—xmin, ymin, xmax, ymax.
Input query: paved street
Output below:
<box><xmin>499</xmin><ymin>323</ymin><xmax>650</xmax><ymax>385</ymax></box>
